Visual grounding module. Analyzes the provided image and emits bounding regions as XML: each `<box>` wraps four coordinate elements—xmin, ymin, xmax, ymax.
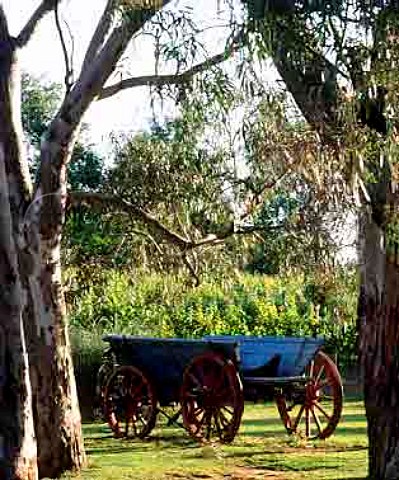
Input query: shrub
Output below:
<box><xmin>67</xmin><ymin>267</ymin><xmax>358</xmax><ymax>374</ymax></box>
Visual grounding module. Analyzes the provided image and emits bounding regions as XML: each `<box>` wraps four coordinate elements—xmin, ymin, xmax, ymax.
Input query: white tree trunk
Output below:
<box><xmin>0</xmin><ymin>142</ymin><xmax>37</xmax><ymax>480</ymax></box>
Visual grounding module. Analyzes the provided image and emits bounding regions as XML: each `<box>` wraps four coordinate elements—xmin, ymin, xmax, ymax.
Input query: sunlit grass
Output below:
<box><xmin>63</xmin><ymin>399</ymin><xmax>367</xmax><ymax>480</ymax></box>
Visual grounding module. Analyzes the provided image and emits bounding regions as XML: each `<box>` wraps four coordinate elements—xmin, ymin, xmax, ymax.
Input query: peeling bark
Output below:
<box><xmin>0</xmin><ymin>143</ymin><xmax>37</xmax><ymax>480</ymax></box>
<box><xmin>0</xmin><ymin>1</ymin><xmax>177</xmax><ymax>477</ymax></box>
<box><xmin>0</xmin><ymin>10</ymin><xmax>38</xmax><ymax>479</ymax></box>
<box><xmin>358</xmin><ymin>207</ymin><xmax>399</xmax><ymax>479</ymax></box>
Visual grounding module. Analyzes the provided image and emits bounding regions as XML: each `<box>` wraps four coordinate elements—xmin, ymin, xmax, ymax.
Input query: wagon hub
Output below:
<box><xmin>305</xmin><ymin>381</ymin><xmax>320</xmax><ymax>406</ymax></box>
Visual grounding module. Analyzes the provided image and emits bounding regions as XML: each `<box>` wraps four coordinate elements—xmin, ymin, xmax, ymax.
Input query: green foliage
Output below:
<box><xmin>67</xmin><ymin>268</ymin><xmax>358</xmax><ymax>371</ymax></box>
<box><xmin>21</xmin><ymin>73</ymin><xmax>61</xmax><ymax>146</ymax></box>
<box><xmin>68</xmin><ymin>143</ymin><xmax>104</xmax><ymax>191</ymax></box>
<box><xmin>21</xmin><ymin>72</ymin><xmax>104</xmax><ymax>189</ymax></box>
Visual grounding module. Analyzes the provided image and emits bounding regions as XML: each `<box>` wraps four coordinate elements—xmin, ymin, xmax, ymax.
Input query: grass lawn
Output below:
<box><xmin>65</xmin><ymin>399</ymin><xmax>367</xmax><ymax>480</ymax></box>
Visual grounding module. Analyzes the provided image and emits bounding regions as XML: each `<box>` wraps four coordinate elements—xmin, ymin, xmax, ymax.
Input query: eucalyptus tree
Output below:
<box><xmin>0</xmin><ymin>1</ymin><xmax>203</xmax><ymax>478</ymax></box>
<box><xmin>0</xmin><ymin>1</ymin><xmax>260</xmax><ymax>478</ymax></box>
<box><xmin>240</xmin><ymin>1</ymin><xmax>399</xmax><ymax>477</ymax></box>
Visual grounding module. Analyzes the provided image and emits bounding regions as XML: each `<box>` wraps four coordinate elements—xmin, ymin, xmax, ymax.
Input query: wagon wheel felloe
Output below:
<box><xmin>104</xmin><ymin>365</ymin><xmax>157</xmax><ymax>439</ymax></box>
<box><xmin>180</xmin><ymin>352</ymin><xmax>244</xmax><ymax>443</ymax></box>
<box><xmin>276</xmin><ymin>350</ymin><xmax>343</xmax><ymax>440</ymax></box>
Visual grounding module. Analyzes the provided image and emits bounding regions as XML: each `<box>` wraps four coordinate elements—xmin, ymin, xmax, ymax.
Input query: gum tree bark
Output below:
<box><xmin>263</xmin><ymin>5</ymin><xmax>399</xmax><ymax>477</ymax></box>
<box><xmin>0</xmin><ymin>8</ymin><xmax>37</xmax><ymax>479</ymax></box>
<box><xmin>0</xmin><ymin>1</ymin><xmax>170</xmax><ymax>478</ymax></box>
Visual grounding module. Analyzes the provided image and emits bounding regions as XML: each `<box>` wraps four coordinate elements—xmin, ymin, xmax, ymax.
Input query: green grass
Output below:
<box><xmin>65</xmin><ymin>399</ymin><xmax>367</xmax><ymax>480</ymax></box>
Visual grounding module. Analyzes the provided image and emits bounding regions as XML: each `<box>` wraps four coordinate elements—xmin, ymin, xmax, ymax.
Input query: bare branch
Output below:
<box><xmin>80</xmin><ymin>0</ymin><xmax>115</xmax><ymax>73</ymax></box>
<box><xmin>126</xmin><ymin>228</ymin><xmax>164</xmax><ymax>255</ymax></box>
<box><xmin>69</xmin><ymin>192</ymin><xmax>191</xmax><ymax>249</ymax></box>
<box><xmin>15</xmin><ymin>0</ymin><xmax>60</xmax><ymax>48</ymax></box>
<box><xmin>182</xmin><ymin>253</ymin><xmax>200</xmax><ymax>287</ymax></box>
<box><xmin>54</xmin><ymin>3</ymin><xmax>73</xmax><ymax>91</ymax></box>
<box><xmin>98</xmin><ymin>50</ymin><xmax>232</xmax><ymax>100</ymax></box>
<box><xmin>68</xmin><ymin>191</ymin><xmax>283</xmax><ymax>253</ymax></box>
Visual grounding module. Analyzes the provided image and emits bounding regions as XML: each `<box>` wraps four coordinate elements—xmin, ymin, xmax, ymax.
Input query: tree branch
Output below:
<box><xmin>15</xmin><ymin>0</ymin><xmax>60</xmax><ymax>48</ymax></box>
<box><xmin>63</xmin><ymin>2</ymin><xmax>172</xmax><ymax>127</ymax></box>
<box><xmin>271</xmin><ymin>20</ymin><xmax>340</xmax><ymax>133</ymax></box>
<box><xmin>68</xmin><ymin>190</ymin><xmax>284</xmax><ymax>254</ymax></box>
<box><xmin>54</xmin><ymin>3</ymin><xmax>73</xmax><ymax>91</ymax></box>
<box><xmin>98</xmin><ymin>31</ymin><xmax>242</xmax><ymax>100</ymax></box>
<box><xmin>80</xmin><ymin>0</ymin><xmax>115</xmax><ymax>74</ymax></box>
<box><xmin>69</xmin><ymin>192</ymin><xmax>191</xmax><ymax>249</ymax></box>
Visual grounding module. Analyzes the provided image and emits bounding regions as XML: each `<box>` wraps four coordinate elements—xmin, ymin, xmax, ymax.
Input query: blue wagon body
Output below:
<box><xmin>203</xmin><ymin>335</ymin><xmax>324</xmax><ymax>378</ymax></box>
<box><xmin>103</xmin><ymin>335</ymin><xmax>238</xmax><ymax>405</ymax></box>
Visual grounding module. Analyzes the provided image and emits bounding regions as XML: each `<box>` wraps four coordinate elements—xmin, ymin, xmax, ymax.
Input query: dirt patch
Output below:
<box><xmin>227</xmin><ymin>467</ymin><xmax>291</xmax><ymax>479</ymax></box>
<box><xmin>167</xmin><ymin>466</ymin><xmax>299</xmax><ymax>479</ymax></box>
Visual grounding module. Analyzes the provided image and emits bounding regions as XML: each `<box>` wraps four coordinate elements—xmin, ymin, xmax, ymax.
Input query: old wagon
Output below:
<box><xmin>97</xmin><ymin>334</ymin><xmax>343</xmax><ymax>443</ymax></box>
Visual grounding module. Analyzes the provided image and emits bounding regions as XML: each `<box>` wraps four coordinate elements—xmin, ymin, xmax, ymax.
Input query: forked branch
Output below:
<box><xmin>68</xmin><ymin>191</ymin><xmax>281</xmax><ymax>252</ymax></box>
<box><xmin>16</xmin><ymin>0</ymin><xmax>61</xmax><ymax>48</ymax></box>
<box><xmin>80</xmin><ymin>0</ymin><xmax>115</xmax><ymax>74</ymax></box>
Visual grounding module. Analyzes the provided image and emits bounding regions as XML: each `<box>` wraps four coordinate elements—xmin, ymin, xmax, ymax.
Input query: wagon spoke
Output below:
<box><xmin>194</xmin><ymin>405</ymin><xmax>204</xmax><ymax>414</ymax></box>
<box><xmin>194</xmin><ymin>365</ymin><xmax>206</xmax><ymax>385</ymax></box>
<box><xmin>221</xmin><ymin>405</ymin><xmax>234</xmax><ymax>415</ymax></box>
<box><xmin>188</xmin><ymin>372</ymin><xmax>203</xmax><ymax>389</ymax></box>
<box><xmin>311</xmin><ymin>407</ymin><xmax>322</xmax><ymax>434</ymax></box>
<box><xmin>214</xmin><ymin>412</ymin><xmax>223</xmax><ymax>438</ymax></box>
<box><xmin>137</xmin><ymin>410</ymin><xmax>148</xmax><ymax>425</ymax></box>
<box><xmin>305</xmin><ymin>407</ymin><xmax>311</xmax><ymax>438</ymax></box>
<box><xmin>194</xmin><ymin>412</ymin><xmax>207</xmax><ymax>434</ymax></box>
<box><xmin>205</xmin><ymin>411</ymin><xmax>213</xmax><ymax>440</ymax></box>
<box><xmin>314</xmin><ymin>401</ymin><xmax>332</xmax><ymax>420</ymax></box>
<box><xmin>292</xmin><ymin>403</ymin><xmax>305</xmax><ymax>431</ymax></box>
<box><xmin>308</xmin><ymin>360</ymin><xmax>315</xmax><ymax>379</ymax></box>
<box><xmin>318</xmin><ymin>379</ymin><xmax>333</xmax><ymax>389</ymax></box>
<box><xmin>315</xmin><ymin>365</ymin><xmax>325</xmax><ymax>384</ymax></box>
<box><xmin>218</xmin><ymin>408</ymin><xmax>232</xmax><ymax>427</ymax></box>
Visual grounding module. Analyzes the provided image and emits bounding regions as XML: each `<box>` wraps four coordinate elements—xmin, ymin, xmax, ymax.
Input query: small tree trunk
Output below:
<box><xmin>29</xmin><ymin>236</ymin><xmax>86</xmax><ymax>478</ymax></box>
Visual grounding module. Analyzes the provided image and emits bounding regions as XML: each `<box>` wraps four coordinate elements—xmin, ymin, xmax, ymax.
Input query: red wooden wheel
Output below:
<box><xmin>104</xmin><ymin>365</ymin><xmax>157</xmax><ymax>439</ymax></box>
<box><xmin>180</xmin><ymin>352</ymin><xmax>244</xmax><ymax>443</ymax></box>
<box><xmin>276</xmin><ymin>351</ymin><xmax>343</xmax><ymax>440</ymax></box>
